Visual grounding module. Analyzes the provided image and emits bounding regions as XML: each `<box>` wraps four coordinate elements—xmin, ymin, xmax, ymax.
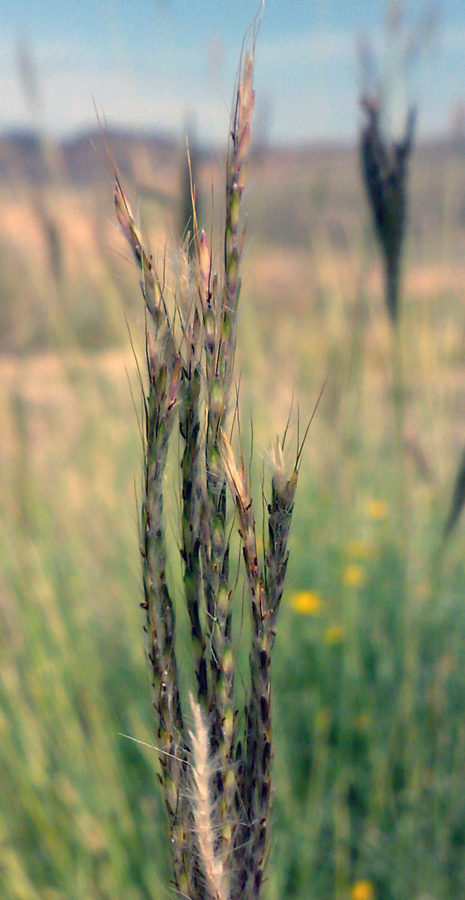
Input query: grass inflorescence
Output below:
<box><xmin>114</xmin><ymin>21</ymin><xmax>304</xmax><ymax>900</ymax></box>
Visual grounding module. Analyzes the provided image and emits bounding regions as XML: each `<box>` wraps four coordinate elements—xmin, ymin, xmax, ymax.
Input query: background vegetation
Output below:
<box><xmin>1</xmin><ymin>114</ymin><xmax>465</xmax><ymax>899</ymax></box>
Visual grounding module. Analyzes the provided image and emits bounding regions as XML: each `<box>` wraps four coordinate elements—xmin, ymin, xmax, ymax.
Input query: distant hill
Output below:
<box><xmin>0</xmin><ymin>129</ymin><xmax>182</xmax><ymax>188</ymax></box>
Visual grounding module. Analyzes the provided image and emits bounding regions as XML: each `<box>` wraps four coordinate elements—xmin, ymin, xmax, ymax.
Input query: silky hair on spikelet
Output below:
<box><xmin>188</xmin><ymin>695</ymin><xmax>230</xmax><ymax>900</ymax></box>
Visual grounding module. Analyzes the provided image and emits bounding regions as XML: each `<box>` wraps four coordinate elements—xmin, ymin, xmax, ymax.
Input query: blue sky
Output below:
<box><xmin>1</xmin><ymin>0</ymin><xmax>465</xmax><ymax>144</ymax></box>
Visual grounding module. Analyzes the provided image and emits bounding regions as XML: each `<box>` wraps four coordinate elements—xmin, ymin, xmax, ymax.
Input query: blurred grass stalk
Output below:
<box><xmin>359</xmin><ymin>0</ymin><xmax>420</xmax><ymax>829</ymax></box>
<box><xmin>359</xmin><ymin>13</ymin><xmax>415</xmax><ymax>549</ymax></box>
<box><xmin>114</xmin><ymin>18</ymin><xmax>304</xmax><ymax>900</ymax></box>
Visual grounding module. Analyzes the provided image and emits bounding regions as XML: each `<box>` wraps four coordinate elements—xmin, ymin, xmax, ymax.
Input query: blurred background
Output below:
<box><xmin>2</xmin><ymin>2</ymin><xmax>465</xmax><ymax>899</ymax></box>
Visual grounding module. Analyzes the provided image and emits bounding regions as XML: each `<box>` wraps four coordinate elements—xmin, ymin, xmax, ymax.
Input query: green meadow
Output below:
<box><xmin>1</xmin><ymin>134</ymin><xmax>465</xmax><ymax>900</ymax></box>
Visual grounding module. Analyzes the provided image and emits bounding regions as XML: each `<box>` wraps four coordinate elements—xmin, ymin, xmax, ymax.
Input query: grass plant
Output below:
<box><xmin>113</xmin><ymin>20</ymin><xmax>306</xmax><ymax>899</ymax></box>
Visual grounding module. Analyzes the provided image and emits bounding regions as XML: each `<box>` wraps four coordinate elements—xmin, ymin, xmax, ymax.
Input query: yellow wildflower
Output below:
<box><xmin>351</xmin><ymin>879</ymin><xmax>375</xmax><ymax>900</ymax></box>
<box><xmin>315</xmin><ymin>707</ymin><xmax>331</xmax><ymax>731</ymax></box>
<box><xmin>354</xmin><ymin>713</ymin><xmax>371</xmax><ymax>732</ymax></box>
<box><xmin>291</xmin><ymin>590</ymin><xmax>321</xmax><ymax>615</ymax></box>
<box><xmin>345</xmin><ymin>539</ymin><xmax>373</xmax><ymax>560</ymax></box>
<box><xmin>365</xmin><ymin>499</ymin><xmax>389</xmax><ymax>521</ymax></box>
<box><xmin>325</xmin><ymin>623</ymin><xmax>345</xmax><ymax>645</ymax></box>
<box><xmin>343</xmin><ymin>564</ymin><xmax>366</xmax><ymax>588</ymax></box>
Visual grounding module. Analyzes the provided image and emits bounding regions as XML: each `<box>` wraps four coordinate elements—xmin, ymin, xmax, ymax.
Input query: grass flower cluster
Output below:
<box><xmin>114</xmin><ymin>23</ymin><xmax>305</xmax><ymax>900</ymax></box>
